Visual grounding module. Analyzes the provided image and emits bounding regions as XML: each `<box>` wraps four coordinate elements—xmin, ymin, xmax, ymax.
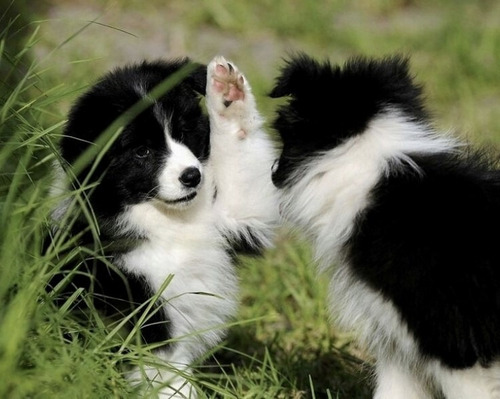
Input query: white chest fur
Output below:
<box><xmin>117</xmin><ymin>199</ymin><xmax>238</xmax><ymax>359</ymax></box>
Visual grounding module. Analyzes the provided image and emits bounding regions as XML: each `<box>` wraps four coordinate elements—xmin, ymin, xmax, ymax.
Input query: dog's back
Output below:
<box><xmin>271</xmin><ymin>53</ymin><xmax>500</xmax><ymax>399</ymax></box>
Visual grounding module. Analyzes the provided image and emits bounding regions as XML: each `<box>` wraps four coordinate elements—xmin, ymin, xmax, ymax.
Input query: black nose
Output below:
<box><xmin>179</xmin><ymin>167</ymin><xmax>201</xmax><ymax>188</ymax></box>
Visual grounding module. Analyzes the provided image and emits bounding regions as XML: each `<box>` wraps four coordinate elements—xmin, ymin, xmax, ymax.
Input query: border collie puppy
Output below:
<box><xmin>269</xmin><ymin>54</ymin><xmax>500</xmax><ymax>399</ymax></box>
<box><xmin>50</xmin><ymin>56</ymin><xmax>277</xmax><ymax>398</ymax></box>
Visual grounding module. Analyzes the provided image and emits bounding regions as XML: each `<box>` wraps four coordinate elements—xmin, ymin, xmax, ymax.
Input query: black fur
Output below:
<box><xmin>61</xmin><ymin>58</ymin><xmax>208</xmax><ymax>219</ymax></box>
<box><xmin>348</xmin><ymin>150</ymin><xmax>500</xmax><ymax>368</ymax></box>
<box><xmin>270</xmin><ymin>53</ymin><xmax>428</xmax><ymax>188</ymax></box>
<box><xmin>50</xmin><ymin>230</ymin><xmax>171</xmax><ymax>345</ymax></box>
<box><xmin>270</xmin><ymin>53</ymin><xmax>500</xmax><ymax>370</ymax></box>
<box><xmin>50</xmin><ymin>58</ymin><xmax>208</xmax><ymax>345</ymax></box>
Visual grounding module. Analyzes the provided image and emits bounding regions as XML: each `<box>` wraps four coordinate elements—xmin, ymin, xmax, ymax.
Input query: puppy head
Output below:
<box><xmin>60</xmin><ymin>58</ymin><xmax>209</xmax><ymax>218</ymax></box>
<box><xmin>270</xmin><ymin>53</ymin><xmax>426</xmax><ymax>188</ymax></box>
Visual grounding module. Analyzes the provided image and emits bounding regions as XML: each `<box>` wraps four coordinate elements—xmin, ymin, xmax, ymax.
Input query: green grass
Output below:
<box><xmin>1</xmin><ymin>0</ymin><xmax>500</xmax><ymax>398</ymax></box>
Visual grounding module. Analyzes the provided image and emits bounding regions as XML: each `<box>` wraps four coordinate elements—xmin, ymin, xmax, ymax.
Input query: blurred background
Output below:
<box><xmin>10</xmin><ymin>0</ymin><xmax>500</xmax><ymax>139</ymax></box>
<box><xmin>2</xmin><ymin>1</ymin><xmax>500</xmax><ymax>398</ymax></box>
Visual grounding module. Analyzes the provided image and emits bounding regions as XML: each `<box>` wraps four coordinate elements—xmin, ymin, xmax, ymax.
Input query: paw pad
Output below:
<box><xmin>211</xmin><ymin>60</ymin><xmax>245</xmax><ymax>107</ymax></box>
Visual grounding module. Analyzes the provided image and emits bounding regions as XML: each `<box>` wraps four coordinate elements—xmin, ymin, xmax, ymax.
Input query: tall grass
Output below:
<box><xmin>2</xmin><ymin>1</ymin><xmax>500</xmax><ymax>398</ymax></box>
<box><xmin>0</xmin><ymin>11</ymin><xmax>135</xmax><ymax>398</ymax></box>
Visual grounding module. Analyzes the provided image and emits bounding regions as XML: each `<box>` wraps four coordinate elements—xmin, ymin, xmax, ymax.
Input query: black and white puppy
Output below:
<box><xmin>270</xmin><ymin>54</ymin><xmax>500</xmax><ymax>399</ymax></box>
<box><xmin>50</xmin><ymin>56</ymin><xmax>277</xmax><ymax>398</ymax></box>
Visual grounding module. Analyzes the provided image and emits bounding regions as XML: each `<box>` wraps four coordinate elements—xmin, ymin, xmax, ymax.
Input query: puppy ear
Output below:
<box><xmin>187</xmin><ymin>63</ymin><xmax>207</xmax><ymax>95</ymax></box>
<box><xmin>269</xmin><ymin>58</ymin><xmax>296</xmax><ymax>98</ymax></box>
<box><xmin>269</xmin><ymin>53</ymin><xmax>324</xmax><ymax>98</ymax></box>
<box><xmin>269</xmin><ymin>74</ymin><xmax>291</xmax><ymax>98</ymax></box>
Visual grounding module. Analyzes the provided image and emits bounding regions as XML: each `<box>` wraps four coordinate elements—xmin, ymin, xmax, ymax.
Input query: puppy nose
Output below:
<box><xmin>179</xmin><ymin>167</ymin><xmax>201</xmax><ymax>188</ymax></box>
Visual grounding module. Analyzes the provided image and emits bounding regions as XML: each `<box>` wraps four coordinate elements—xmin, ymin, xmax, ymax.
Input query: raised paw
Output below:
<box><xmin>207</xmin><ymin>56</ymin><xmax>260</xmax><ymax>139</ymax></box>
<box><xmin>208</xmin><ymin>56</ymin><xmax>246</xmax><ymax>109</ymax></box>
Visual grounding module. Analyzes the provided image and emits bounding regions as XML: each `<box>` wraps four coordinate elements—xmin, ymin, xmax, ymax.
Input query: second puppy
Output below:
<box><xmin>270</xmin><ymin>54</ymin><xmax>500</xmax><ymax>399</ymax></box>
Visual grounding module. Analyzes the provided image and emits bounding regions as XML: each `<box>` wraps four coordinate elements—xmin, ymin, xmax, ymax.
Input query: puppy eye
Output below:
<box><xmin>135</xmin><ymin>146</ymin><xmax>151</xmax><ymax>159</ymax></box>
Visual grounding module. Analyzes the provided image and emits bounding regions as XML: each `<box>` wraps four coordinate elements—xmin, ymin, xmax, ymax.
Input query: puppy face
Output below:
<box><xmin>61</xmin><ymin>59</ymin><xmax>209</xmax><ymax>218</ymax></box>
<box><xmin>270</xmin><ymin>54</ymin><xmax>426</xmax><ymax>188</ymax></box>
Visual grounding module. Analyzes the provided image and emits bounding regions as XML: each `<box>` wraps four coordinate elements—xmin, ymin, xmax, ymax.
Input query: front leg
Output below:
<box><xmin>206</xmin><ymin>56</ymin><xmax>278</xmax><ymax>251</ymax></box>
<box><xmin>128</xmin><ymin>349</ymin><xmax>197</xmax><ymax>398</ymax></box>
<box><xmin>206</xmin><ymin>56</ymin><xmax>260</xmax><ymax>138</ymax></box>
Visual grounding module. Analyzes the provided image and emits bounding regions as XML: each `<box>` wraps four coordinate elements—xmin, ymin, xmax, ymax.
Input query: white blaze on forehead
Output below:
<box><xmin>133</xmin><ymin>82</ymin><xmax>203</xmax><ymax>203</ymax></box>
<box><xmin>159</xmin><ymin>107</ymin><xmax>200</xmax><ymax>172</ymax></box>
<box><xmin>165</xmin><ymin>133</ymin><xmax>200</xmax><ymax>169</ymax></box>
<box><xmin>154</xmin><ymin>101</ymin><xmax>169</xmax><ymax>131</ymax></box>
<box><xmin>133</xmin><ymin>82</ymin><xmax>169</xmax><ymax>131</ymax></box>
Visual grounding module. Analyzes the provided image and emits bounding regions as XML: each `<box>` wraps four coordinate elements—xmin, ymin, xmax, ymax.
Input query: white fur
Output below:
<box><xmin>435</xmin><ymin>362</ymin><xmax>500</xmax><ymax>399</ymax></box>
<box><xmin>372</xmin><ymin>360</ymin><xmax>500</xmax><ymax>399</ymax></box>
<box><xmin>122</xmin><ymin>201</ymin><xmax>237</xmax><ymax>398</ymax></box>
<box><xmin>330</xmin><ymin>265</ymin><xmax>421</xmax><ymax>368</ymax></box>
<box><xmin>206</xmin><ymin>56</ymin><xmax>279</xmax><ymax>248</ymax></box>
<box><xmin>374</xmin><ymin>361</ymin><xmax>432</xmax><ymax>399</ymax></box>
<box><xmin>118</xmin><ymin>200</ymin><xmax>237</xmax><ymax>357</ymax></box>
<box><xmin>278</xmin><ymin>110</ymin><xmax>500</xmax><ymax>398</ymax></box>
<box><xmin>280</xmin><ymin>110</ymin><xmax>458</xmax><ymax>274</ymax></box>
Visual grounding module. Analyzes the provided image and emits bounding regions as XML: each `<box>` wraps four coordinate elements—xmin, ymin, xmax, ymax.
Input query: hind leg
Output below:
<box><xmin>374</xmin><ymin>361</ymin><xmax>432</xmax><ymax>399</ymax></box>
<box><xmin>436</xmin><ymin>362</ymin><xmax>500</xmax><ymax>399</ymax></box>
